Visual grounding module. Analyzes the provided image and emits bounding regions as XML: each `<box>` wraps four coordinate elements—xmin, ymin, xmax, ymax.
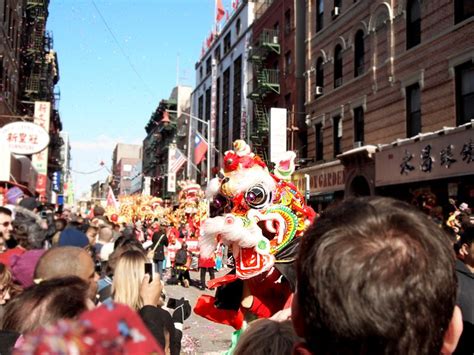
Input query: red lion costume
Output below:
<box><xmin>194</xmin><ymin>140</ymin><xmax>315</xmax><ymax>329</ymax></box>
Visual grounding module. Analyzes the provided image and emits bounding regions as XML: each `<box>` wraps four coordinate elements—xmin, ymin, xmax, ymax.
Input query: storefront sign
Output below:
<box><xmin>376</xmin><ymin>128</ymin><xmax>474</xmax><ymax>186</ymax></box>
<box><xmin>0</xmin><ymin>122</ymin><xmax>49</xmax><ymax>155</ymax></box>
<box><xmin>32</xmin><ymin>101</ymin><xmax>51</xmax><ymax>196</ymax></box>
<box><xmin>293</xmin><ymin>161</ymin><xmax>346</xmax><ymax>194</ymax></box>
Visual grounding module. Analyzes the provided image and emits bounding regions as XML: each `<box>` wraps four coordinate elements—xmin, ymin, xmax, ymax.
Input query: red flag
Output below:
<box><xmin>216</xmin><ymin>0</ymin><xmax>225</xmax><ymax>22</ymax></box>
<box><xmin>194</xmin><ymin>133</ymin><xmax>208</xmax><ymax>164</ymax></box>
<box><xmin>232</xmin><ymin>0</ymin><xmax>239</xmax><ymax>10</ymax></box>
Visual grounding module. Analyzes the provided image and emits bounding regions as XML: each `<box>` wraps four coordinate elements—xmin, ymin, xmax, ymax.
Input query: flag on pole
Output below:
<box><xmin>106</xmin><ymin>186</ymin><xmax>119</xmax><ymax>211</ymax></box>
<box><xmin>216</xmin><ymin>0</ymin><xmax>225</xmax><ymax>22</ymax></box>
<box><xmin>168</xmin><ymin>147</ymin><xmax>187</xmax><ymax>174</ymax></box>
<box><xmin>194</xmin><ymin>133</ymin><xmax>208</xmax><ymax>164</ymax></box>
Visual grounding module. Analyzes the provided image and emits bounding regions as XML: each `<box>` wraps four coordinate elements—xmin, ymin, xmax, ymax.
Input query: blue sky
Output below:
<box><xmin>47</xmin><ymin>0</ymin><xmax>225</xmax><ymax>197</ymax></box>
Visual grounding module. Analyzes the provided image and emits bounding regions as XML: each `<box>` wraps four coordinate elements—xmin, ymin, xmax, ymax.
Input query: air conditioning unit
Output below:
<box><xmin>353</xmin><ymin>141</ymin><xmax>363</xmax><ymax>148</ymax></box>
<box><xmin>272</xmin><ymin>36</ymin><xmax>279</xmax><ymax>44</ymax></box>
<box><xmin>332</xmin><ymin>6</ymin><xmax>340</xmax><ymax>18</ymax></box>
<box><xmin>315</xmin><ymin>86</ymin><xmax>323</xmax><ymax>96</ymax></box>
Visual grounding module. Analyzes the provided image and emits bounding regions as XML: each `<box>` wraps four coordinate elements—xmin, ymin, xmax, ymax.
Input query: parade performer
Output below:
<box><xmin>194</xmin><ymin>140</ymin><xmax>316</xmax><ymax>330</ymax></box>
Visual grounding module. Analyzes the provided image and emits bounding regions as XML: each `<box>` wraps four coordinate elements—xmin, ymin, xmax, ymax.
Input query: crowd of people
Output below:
<box><xmin>0</xmin><ymin>184</ymin><xmax>472</xmax><ymax>354</ymax></box>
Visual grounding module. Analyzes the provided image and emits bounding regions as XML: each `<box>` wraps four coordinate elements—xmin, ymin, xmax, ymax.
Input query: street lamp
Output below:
<box><xmin>166</xmin><ymin>110</ymin><xmax>211</xmax><ymax>185</ymax></box>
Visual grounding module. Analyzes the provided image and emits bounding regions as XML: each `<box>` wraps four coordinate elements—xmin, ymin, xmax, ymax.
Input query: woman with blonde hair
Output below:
<box><xmin>112</xmin><ymin>249</ymin><xmax>182</xmax><ymax>355</ymax></box>
<box><xmin>112</xmin><ymin>249</ymin><xmax>149</xmax><ymax>310</ymax></box>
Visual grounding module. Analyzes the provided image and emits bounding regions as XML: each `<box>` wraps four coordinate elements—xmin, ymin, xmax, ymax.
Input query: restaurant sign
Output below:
<box><xmin>293</xmin><ymin>161</ymin><xmax>346</xmax><ymax>195</ymax></box>
<box><xmin>0</xmin><ymin>122</ymin><xmax>50</xmax><ymax>155</ymax></box>
<box><xmin>376</xmin><ymin>128</ymin><xmax>474</xmax><ymax>186</ymax></box>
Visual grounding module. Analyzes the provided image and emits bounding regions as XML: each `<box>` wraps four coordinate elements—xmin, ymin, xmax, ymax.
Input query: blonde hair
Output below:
<box><xmin>234</xmin><ymin>319</ymin><xmax>300</xmax><ymax>355</ymax></box>
<box><xmin>112</xmin><ymin>250</ymin><xmax>148</xmax><ymax>310</ymax></box>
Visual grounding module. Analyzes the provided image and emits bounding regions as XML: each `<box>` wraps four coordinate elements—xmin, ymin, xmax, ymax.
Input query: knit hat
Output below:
<box><xmin>58</xmin><ymin>228</ymin><xmax>89</xmax><ymax>248</ymax></box>
<box><xmin>5</xmin><ymin>187</ymin><xmax>24</xmax><ymax>205</ymax></box>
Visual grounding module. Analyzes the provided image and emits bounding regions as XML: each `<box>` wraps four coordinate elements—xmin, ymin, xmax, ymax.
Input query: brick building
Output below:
<box><xmin>297</xmin><ymin>0</ymin><xmax>473</xmax><ymax>212</ymax></box>
<box><xmin>248</xmin><ymin>0</ymin><xmax>307</xmax><ymax>160</ymax></box>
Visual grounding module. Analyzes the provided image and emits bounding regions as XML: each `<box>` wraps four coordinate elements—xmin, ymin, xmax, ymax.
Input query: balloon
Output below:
<box><xmin>110</xmin><ymin>214</ymin><xmax>118</xmax><ymax>222</ymax></box>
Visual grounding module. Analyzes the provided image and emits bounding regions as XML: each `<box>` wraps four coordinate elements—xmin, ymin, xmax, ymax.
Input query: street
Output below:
<box><xmin>165</xmin><ymin>269</ymin><xmax>234</xmax><ymax>355</ymax></box>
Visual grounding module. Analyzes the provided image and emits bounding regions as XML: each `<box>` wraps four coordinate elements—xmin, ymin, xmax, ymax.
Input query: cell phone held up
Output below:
<box><xmin>144</xmin><ymin>263</ymin><xmax>153</xmax><ymax>282</ymax></box>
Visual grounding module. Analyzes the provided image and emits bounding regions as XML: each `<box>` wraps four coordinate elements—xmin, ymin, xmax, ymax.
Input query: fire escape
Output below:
<box><xmin>22</xmin><ymin>0</ymin><xmax>49</xmax><ymax>101</ymax></box>
<box><xmin>247</xmin><ymin>29</ymin><xmax>280</xmax><ymax>163</ymax></box>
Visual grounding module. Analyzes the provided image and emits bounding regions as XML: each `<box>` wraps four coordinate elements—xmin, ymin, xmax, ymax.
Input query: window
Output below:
<box><xmin>205</xmin><ymin>88</ymin><xmax>211</xmax><ymax>137</ymax></box>
<box><xmin>224</xmin><ymin>33</ymin><xmax>231</xmax><ymax>54</ymax></box>
<box><xmin>222</xmin><ymin>68</ymin><xmax>231</xmax><ymax>151</ymax></box>
<box><xmin>285</xmin><ymin>51</ymin><xmax>292</xmax><ymax>74</ymax></box>
<box><xmin>199</xmin><ymin>66</ymin><xmax>203</xmax><ymax>80</ymax></box>
<box><xmin>316</xmin><ymin>57</ymin><xmax>324</xmax><ymax>96</ymax></box>
<box><xmin>198</xmin><ymin>95</ymin><xmax>204</xmax><ymax>134</ymax></box>
<box><xmin>316</xmin><ymin>0</ymin><xmax>324</xmax><ymax>32</ymax></box>
<box><xmin>285</xmin><ymin>9</ymin><xmax>291</xmax><ymax>35</ymax></box>
<box><xmin>407</xmin><ymin>0</ymin><xmax>421</xmax><ymax>49</ymax></box>
<box><xmin>334</xmin><ymin>45</ymin><xmax>343</xmax><ymax>88</ymax></box>
<box><xmin>214</xmin><ymin>45</ymin><xmax>221</xmax><ymax>63</ymax></box>
<box><xmin>456</xmin><ymin>62</ymin><xmax>474</xmax><ymax>125</ymax></box>
<box><xmin>233</xmin><ymin>56</ymin><xmax>242</xmax><ymax>141</ymax></box>
<box><xmin>455</xmin><ymin>0</ymin><xmax>474</xmax><ymax>23</ymax></box>
<box><xmin>406</xmin><ymin>83</ymin><xmax>421</xmax><ymax>137</ymax></box>
<box><xmin>236</xmin><ymin>18</ymin><xmax>241</xmax><ymax>36</ymax></box>
<box><xmin>354</xmin><ymin>30</ymin><xmax>365</xmax><ymax>77</ymax></box>
<box><xmin>316</xmin><ymin>123</ymin><xmax>324</xmax><ymax>161</ymax></box>
<box><xmin>205</xmin><ymin>57</ymin><xmax>212</xmax><ymax>75</ymax></box>
<box><xmin>333</xmin><ymin>115</ymin><xmax>342</xmax><ymax>157</ymax></box>
<box><xmin>353</xmin><ymin>106</ymin><xmax>364</xmax><ymax>144</ymax></box>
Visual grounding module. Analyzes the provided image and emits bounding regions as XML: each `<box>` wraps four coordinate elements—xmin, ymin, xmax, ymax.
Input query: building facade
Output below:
<box><xmin>192</xmin><ymin>0</ymin><xmax>255</xmax><ymax>183</ymax></box>
<box><xmin>111</xmin><ymin>143</ymin><xmax>142</xmax><ymax>196</ymax></box>
<box><xmin>248</xmin><ymin>0</ymin><xmax>307</xmax><ymax>161</ymax></box>
<box><xmin>0</xmin><ymin>0</ymin><xmax>62</xmax><ymax>202</ymax></box>
<box><xmin>0</xmin><ymin>0</ymin><xmax>23</xmax><ymax>121</ymax></box>
<box><xmin>299</xmin><ymin>0</ymin><xmax>474</xmax><ymax>212</ymax></box>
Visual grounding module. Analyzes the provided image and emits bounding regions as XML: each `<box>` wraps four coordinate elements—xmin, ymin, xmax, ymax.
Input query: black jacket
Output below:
<box><xmin>152</xmin><ymin>231</ymin><xmax>168</xmax><ymax>261</ymax></box>
<box><xmin>139</xmin><ymin>305</ymin><xmax>180</xmax><ymax>355</ymax></box>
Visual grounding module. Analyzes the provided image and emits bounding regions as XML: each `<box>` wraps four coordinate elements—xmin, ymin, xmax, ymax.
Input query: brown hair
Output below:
<box><xmin>1</xmin><ymin>276</ymin><xmax>89</xmax><ymax>333</ymax></box>
<box><xmin>234</xmin><ymin>319</ymin><xmax>299</xmax><ymax>355</ymax></box>
<box><xmin>296</xmin><ymin>197</ymin><xmax>457</xmax><ymax>354</ymax></box>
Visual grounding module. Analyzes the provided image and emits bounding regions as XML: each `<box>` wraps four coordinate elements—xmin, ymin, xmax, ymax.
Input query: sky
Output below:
<box><xmin>47</xmin><ymin>0</ymin><xmax>225</xmax><ymax>197</ymax></box>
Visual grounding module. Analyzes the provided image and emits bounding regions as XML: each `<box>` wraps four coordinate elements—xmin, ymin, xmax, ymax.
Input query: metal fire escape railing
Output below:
<box><xmin>247</xmin><ymin>28</ymin><xmax>280</xmax><ymax>163</ymax></box>
<box><xmin>23</xmin><ymin>0</ymin><xmax>50</xmax><ymax>100</ymax></box>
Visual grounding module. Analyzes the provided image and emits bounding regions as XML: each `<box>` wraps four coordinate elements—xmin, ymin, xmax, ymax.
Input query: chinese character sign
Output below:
<box><xmin>32</xmin><ymin>101</ymin><xmax>51</xmax><ymax>196</ymax></box>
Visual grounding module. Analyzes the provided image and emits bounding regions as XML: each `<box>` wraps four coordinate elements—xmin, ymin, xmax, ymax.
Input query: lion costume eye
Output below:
<box><xmin>245</xmin><ymin>184</ymin><xmax>271</xmax><ymax>209</ymax></box>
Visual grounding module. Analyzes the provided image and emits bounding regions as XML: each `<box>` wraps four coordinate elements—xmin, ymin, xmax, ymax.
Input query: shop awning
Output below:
<box><xmin>0</xmin><ymin>180</ymin><xmax>35</xmax><ymax>196</ymax></box>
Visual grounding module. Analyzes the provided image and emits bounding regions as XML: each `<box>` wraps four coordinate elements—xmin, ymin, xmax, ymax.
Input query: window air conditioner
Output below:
<box><xmin>332</xmin><ymin>7</ymin><xmax>340</xmax><ymax>18</ymax></box>
<box><xmin>315</xmin><ymin>86</ymin><xmax>323</xmax><ymax>96</ymax></box>
<box><xmin>353</xmin><ymin>141</ymin><xmax>363</xmax><ymax>148</ymax></box>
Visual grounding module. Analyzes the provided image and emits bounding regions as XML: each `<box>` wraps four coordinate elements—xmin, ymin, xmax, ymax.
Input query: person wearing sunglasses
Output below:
<box><xmin>0</xmin><ymin>207</ymin><xmax>13</xmax><ymax>244</ymax></box>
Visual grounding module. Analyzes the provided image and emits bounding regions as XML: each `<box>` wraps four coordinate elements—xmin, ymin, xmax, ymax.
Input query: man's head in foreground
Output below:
<box><xmin>293</xmin><ymin>197</ymin><xmax>462</xmax><ymax>355</ymax></box>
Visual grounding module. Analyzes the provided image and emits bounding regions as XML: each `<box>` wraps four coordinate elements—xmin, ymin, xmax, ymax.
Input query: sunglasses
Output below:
<box><xmin>1</xmin><ymin>222</ymin><xmax>10</xmax><ymax>228</ymax></box>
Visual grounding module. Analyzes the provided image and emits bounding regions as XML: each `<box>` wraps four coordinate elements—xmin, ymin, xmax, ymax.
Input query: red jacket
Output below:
<box><xmin>198</xmin><ymin>255</ymin><xmax>215</xmax><ymax>268</ymax></box>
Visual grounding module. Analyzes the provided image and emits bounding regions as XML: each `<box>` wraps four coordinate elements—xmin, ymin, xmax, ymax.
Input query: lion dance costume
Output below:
<box><xmin>194</xmin><ymin>140</ymin><xmax>316</xmax><ymax>330</ymax></box>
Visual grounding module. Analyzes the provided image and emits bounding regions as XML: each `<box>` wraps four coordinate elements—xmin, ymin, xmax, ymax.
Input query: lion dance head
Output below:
<box><xmin>201</xmin><ymin>140</ymin><xmax>316</xmax><ymax>280</ymax></box>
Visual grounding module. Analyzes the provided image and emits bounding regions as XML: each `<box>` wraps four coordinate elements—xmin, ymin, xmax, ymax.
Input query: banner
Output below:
<box><xmin>32</xmin><ymin>101</ymin><xmax>51</xmax><ymax>196</ymax></box>
<box><xmin>167</xmin><ymin>172</ymin><xmax>176</xmax><ymax>193</ymax></box>
<box><xmin>270</xmin><ymin>108</ymin><xmax>288</xmax><ymax>163</ymax></box>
